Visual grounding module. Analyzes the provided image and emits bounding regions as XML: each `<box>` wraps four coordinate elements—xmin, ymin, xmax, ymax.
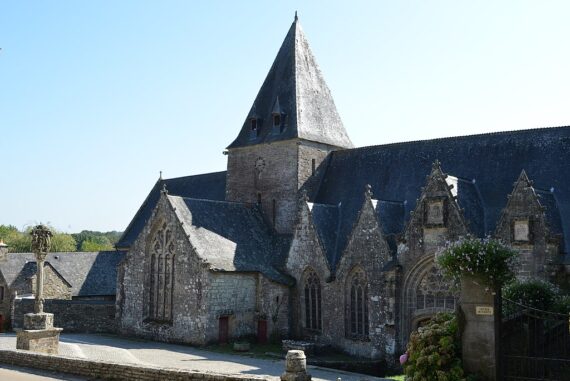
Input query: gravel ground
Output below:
<box><xmin>0</xmin><ymin>333</ymin><xmax>389</xmax><ymax>381</ymax></box>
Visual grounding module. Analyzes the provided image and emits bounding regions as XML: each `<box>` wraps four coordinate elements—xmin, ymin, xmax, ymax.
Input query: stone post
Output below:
<box><xmin>35</xmin><ymin>256</ymin><xmax>45</xmax><ymax>313</ymax></box>
<box><xmin>460</xmin><ymin>275</ymin><xmax>499</xmax><ymax>381</ymax></box>
<box><xmin>16</xmin><ymin>225</ymin><xmax>62</xmax><ymax>354</ymax></box>
<box><xmin>281</xmin><ymin>350</ymin><xmax>311</xmax><ymax>381</ymax></box>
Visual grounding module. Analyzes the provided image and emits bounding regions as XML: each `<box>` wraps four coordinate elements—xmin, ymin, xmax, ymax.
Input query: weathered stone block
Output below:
<box><xmin>281</xmin><ymin>350</ymin><xmax>311</xmax><ymax>381</ymax></box>
<box><xmin>23</xmin><ymin>312</ymin><xmax>53</xmax><ymax>330</ymax></box>
<box><xmin>16</xmin><ymin>327</ymin><xmax>62</xmax><ymax>354</ymax></box>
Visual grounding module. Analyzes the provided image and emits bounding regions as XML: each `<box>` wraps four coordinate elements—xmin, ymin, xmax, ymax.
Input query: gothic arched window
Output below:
<box><xmin>348</xmin><ymin>269</ymin><xmax>369</xmax><ymax>337</ymax></box>
<box><xmin>303</xmin><ymin>270</ymin><xmax>321</xmax><ymax>331</ymax></box>
<box><xmin>148</xmin><ymin>223</ymin><xmax>176</xmax><ymax>322</ymax></box>
<box><xmin>416</xmin><ymin>266</ymin><xmax>456</xmax><ymax>311</ymax></box>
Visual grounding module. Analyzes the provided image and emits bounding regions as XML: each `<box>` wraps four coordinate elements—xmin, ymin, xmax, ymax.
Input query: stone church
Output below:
<box><xmin>115</xmin><ymin>16</ymin><xmax>570</xmax><ymax>361</ymax></box>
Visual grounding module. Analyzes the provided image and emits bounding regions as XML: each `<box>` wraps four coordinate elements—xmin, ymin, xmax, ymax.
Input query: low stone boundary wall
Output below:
<box><xmin>13</xmin><ymin>299</ymin><xmax>116</xmax><ymax>333</ymax></box>
<box><xmin>0</xmin><ymin>348</ymin><xmax>271</xmax><ymax>381</ymax></box>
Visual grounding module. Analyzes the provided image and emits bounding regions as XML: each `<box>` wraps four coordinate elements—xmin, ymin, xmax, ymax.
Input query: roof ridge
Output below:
<box><xmin>335</xmin><ymin>125</ymin><xmax>570</xmax><ymax>155</ymax></box>
<box><xmin>168</xmin><ymin>194</ymin><xmax>253</xmax><ymax>207</ymax></box>
<box><xmin>163</xmin><ymin>170</ymin><xmax>226</xmax><ymax>181</ymax></box>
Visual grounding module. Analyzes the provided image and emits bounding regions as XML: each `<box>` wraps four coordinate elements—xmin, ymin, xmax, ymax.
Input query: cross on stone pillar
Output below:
<box><xmin>31</xmin><ymin>225</ymin><xmax>52</xmax><ymax>314</ymax></box>
<box><xmin>17</xmin><ymin>224</ymin><xmax>62</xmax><ymax>355</ymax></box>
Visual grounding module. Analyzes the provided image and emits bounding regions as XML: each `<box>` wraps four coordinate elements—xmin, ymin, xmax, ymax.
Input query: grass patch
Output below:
<box><xmin>385</xmin><ymin>376</ymin><xmax>405</xmax><ymax>381</ymax></box>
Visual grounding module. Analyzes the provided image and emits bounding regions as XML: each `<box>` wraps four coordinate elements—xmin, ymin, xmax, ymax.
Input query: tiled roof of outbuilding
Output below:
<box><xmin>0</xmin><ymin>251</ymin><xmax>125</xmax><ymax>296</ymax></box>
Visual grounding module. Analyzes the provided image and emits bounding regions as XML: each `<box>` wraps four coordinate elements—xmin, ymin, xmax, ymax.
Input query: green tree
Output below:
<box><xmin>80</xmin><ymin>236</ymin><xmax>113</xmax><ymax>251</ymax></box>
<box><xmin>50</xmin><ymin>232</ymin><xmax>77</xmax><ymax>252</ymax></box>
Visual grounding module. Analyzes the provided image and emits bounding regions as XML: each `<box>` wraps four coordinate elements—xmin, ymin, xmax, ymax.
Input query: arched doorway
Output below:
<box><xmin>400</xmin><ymin>255</ymin><xmax>457</xmax><ymax>349</ymax></box>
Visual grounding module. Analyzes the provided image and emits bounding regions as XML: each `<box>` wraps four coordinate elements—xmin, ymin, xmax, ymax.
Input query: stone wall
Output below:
<box><xmin>206</xmin><ymin>273</ymin><xmax>257</xmax><ymax>342</ymax></box>
<box><xmin>0</xmin><ymin>348</ymin><xmax>269</xmax><ymax>381</ymax></box>
<box><xmin>13</xmin><ymin>299</ymin><xmax>116</xmax><ymax>333</ymax></box>
<box><xmin>225</xmin><ymin>140</ymin><xmax>335</xmax><ymax>234</ymax></box>
<box><xmin>118</xmin><ymin>196</ymin><xmax>210</xmax><ymax>345</ymax></box>
<box><xmin>30</xmin><ymin>265</ymin><xmax>72</xmax><ymax>300</ymax></box>
<box><xmin>286</xmin><ymin>189</ymin><xmax>394</xmax><ymax>360</ymax></box>
<box><xmin>0</xmin><ymin>281</ymin><xmax>10</xmax><ymax>328</ymax></box>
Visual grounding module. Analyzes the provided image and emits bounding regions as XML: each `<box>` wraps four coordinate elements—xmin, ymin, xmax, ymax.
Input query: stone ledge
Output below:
<box><xmin>0</xmin><ymin>348</ymin><xmax>272</xmax><ymax>381</ymax></box>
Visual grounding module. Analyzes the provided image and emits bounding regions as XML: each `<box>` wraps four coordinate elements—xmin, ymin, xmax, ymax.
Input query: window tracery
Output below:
<box><xmin>147</xmin><ymin>223</ymin><xmax>176</xmax><ymax>322</ymax></box>
<box><xmin>347</xmin><ymin>269</ymin><xmax>369</xmax><ymax>338</ymax></box>
<box><xmin>303</xmin><ymin>270</ymin><xmax>321</xmax><ymax>331</ymax></box>
<box><xmin>415</xmin><ymin>266</ymin><xmax>456</xmax><ymax>310</ymax></box>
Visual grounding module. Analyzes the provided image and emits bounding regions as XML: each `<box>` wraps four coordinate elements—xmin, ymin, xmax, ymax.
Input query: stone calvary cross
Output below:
<box><xmin>16</xmin><ymin>224</ymin><xmax>62</xmax><ymax>354</ymax></box>
<box><xmin>31</xmin><ymin>224</ymin><xmax>52</xmax><ymax>314</ymax></box>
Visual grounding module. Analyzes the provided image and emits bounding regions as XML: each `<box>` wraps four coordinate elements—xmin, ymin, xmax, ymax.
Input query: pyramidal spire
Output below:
<box><xmin>227</xmin><ymin>16</ymin><xmax>353</xmax><ymax>149</ymax></box>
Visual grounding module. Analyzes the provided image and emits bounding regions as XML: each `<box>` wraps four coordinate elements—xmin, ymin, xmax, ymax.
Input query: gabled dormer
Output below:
<box><xmin>495</xmin><ymin>170</ymin><xmax>555</xmax><ymax>279</ymax></box>
<box><xmin>404</xmin><ymin>161</ymin><xmax>468</xmax><ymax>261</ymax></box>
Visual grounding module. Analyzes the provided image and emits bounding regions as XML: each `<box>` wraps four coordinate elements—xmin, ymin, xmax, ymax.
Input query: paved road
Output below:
<box><xmin>0</xmin><ymin>364</ymin><xmax>86</xmax><ymax>380</ymax></box>
<box><xmin>0</xmin><ymin>333</ymin><xmax>387</xmax><ymax>381</ymax></box>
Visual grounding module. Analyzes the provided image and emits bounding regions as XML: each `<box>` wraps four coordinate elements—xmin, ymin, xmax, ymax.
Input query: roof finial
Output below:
<box><xmin>159</xmin><ymin>170</ymin><xmax>163</xmax><ymax>180</ymax></box>
<box><xmin>294</xmin><ymin>10</ymin><xmax>298</xmax><ymax>22</ymax></box>
<box><xmin>365</xmin><ymin>184</ymin><xmax>373</xmax><ymax>199</ymax></box>
<box><xmin>300</xmin><ymin>189</ymin><xmax>309</xmax><ymax>203</ymax></box>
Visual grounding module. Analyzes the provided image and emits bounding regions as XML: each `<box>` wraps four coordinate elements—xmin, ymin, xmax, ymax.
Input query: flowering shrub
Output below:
<box><xmin>404</xmin><ymin>313</ymin><xmax>467</xmax><ymax>381</ymax></box>
<box><xmin>503</xmin><ymin>279</ymin><xmax>570</xmax><ymax>314</ymax></box>
<box><xmin>436</xmin><ymin>237</ymin><xmax>518</xmax><ymax>288</ymax></box>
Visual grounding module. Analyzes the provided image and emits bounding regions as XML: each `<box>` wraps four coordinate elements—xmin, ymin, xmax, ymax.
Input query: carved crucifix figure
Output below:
<box><xmin>30</xmin><ymin>225</ymin><xmax>52</xmax><ymax>314</ymax></box>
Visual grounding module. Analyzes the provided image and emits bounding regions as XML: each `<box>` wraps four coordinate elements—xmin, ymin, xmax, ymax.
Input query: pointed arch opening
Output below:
<box><xmin>346</xmin><ymin>267</ymin><xmax>369</xmax><ymax>339</ymax></box>
<box><xmin>146</xmin><ymin>221</ymin><xmax>176</xmax><ymax>323</ymax></box>
<box><xmin>302</xmin><ymin>268</ymin><xmax>322</xmax><ymax>332</ymax></box>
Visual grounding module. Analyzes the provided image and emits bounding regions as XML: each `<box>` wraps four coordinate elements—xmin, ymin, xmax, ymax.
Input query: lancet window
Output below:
<box><xmin>303</xmin><ymin>270</ymin><xmax>322</xmax><ymax>331</ymax></box>
<box><xmin>148</xmin><ymin>223</ymin><xmax>176</xmax><ymax>322</ymax></box>
<box><xmin>348</xmin><ymin>269</ymin><xmax>369</xmax><ymax>337</ymax></box>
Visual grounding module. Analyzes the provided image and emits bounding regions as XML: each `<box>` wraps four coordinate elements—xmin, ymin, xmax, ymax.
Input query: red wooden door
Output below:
<box><xmin>0</xmin><ymin>315</ymin><xmax>4</xmax><ymax>333</ymax></box>
<box><xmin>257</xmin><ymin>319</ymin><xmax>267</xmax><ymax>344</ymax></box>
<box><xmin>219</xmin><ymin>317</ymin><xmax>229</xmax><ymax>344</ymax></box>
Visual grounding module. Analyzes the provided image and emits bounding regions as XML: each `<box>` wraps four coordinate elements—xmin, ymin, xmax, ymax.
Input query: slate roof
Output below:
<box><xmin>314</xmin><ymin>126</ymin><xmax>570</xmax><ymax>268</ymax></box>
<box><xmin>227</xmin><ymin>16</ymin><xmax>352</xmax><ymax>150</ymax></box>
<box><xmin>167</xmin><ymin>195</ymin><xmax>293</xmax><ymax>285</ymax></box>
<box><xmin>116</xmin><ymin>171</ymin><xmax>227</xmax><ymax>249</ymax></box>
<box><xmin>309</xmin><ymin>202</ymin><xmax>340</xmax><ymax>261</ymax></box>
<box><xmin>0</xmin><ymin>251</ymin><xmax>125</xmax><ymax>297</ymax></box>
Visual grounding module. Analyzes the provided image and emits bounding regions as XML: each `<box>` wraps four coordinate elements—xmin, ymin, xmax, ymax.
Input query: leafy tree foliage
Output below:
<box><xmin>80</xmin><ymin>236</ymin><xmax>113</xmax><ymax>251</ymax></box>
<box><xmin>503</xmin><ymin>279</ymin><xmax>570</xmax><ymax>314</ymax></box>
<box><xmin>72</xmin><ymin>230</ymin><xmax>121</xmax><ymax>251</ymax></box>
<box><xmin>0</xmin><ymin>224</ymin><xmax>121</xmax><ymax>253</ymax></box>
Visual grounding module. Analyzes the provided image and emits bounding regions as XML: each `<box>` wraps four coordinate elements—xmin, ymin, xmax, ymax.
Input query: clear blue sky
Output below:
<box><xmin>1</xmin><ymin>1</ymin><xmax>569</xmax><ymax>233</ymax></box>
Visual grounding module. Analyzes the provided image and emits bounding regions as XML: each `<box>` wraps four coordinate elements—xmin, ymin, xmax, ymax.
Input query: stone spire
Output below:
<box><xmin>227</xmin><ymin>15</ymin><xmax>353</xmax><ymax>149</ymax></box>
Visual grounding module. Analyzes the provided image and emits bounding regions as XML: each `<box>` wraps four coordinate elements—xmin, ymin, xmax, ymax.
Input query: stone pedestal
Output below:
<box><xmin>16</xmin><ymin>312</ymin><xmax>62</xmax><ymax>354</ymax></box>
<box><xmin>281</xmin><ymin>350</ymin><xmax>311</xmax><ymax>381</ymax></box>
<box><xmin>460</xmin><ymin>276</ymin><xmax>499</xmax><ymax>381</ymax></box>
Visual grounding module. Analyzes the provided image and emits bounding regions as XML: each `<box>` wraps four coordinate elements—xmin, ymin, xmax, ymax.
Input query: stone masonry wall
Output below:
<box><xmin>0</xmin><ymin>348</ymin><xmax>269</xmax><ymax>381</ymax></box>
<box><xmin>257</xmin><ymin>276</ymin><xmax>289</xmax><ymax>341</ymax></box>
<box><xmin>13</xmin><ymin>299</ymin><xmax>116</xmax><ymax>333</ymax></box>
<box><xmin>226</xmin><ymin>141</ymin><xmax>300</xmax><ymax>234</ymax></box>
<box><xmin>30</xmin><ymin>265</ymin><xmax>72</xmax><ymax>300</ymax></box>
<box><xmin>334</xmin><ymin>193</ymin><xmax>394</xmax><ymax>360</ymax></box>
<box><xmin>118</xmin><ymin>195</ymin><xmax>210</xmax><ymax>345</ymax></box>
<box><xmin>226</xmin><ymin>140</ymin><xmax>336</xmax><ymax>234</ymax></box>
<box><xmin>205</xmin><ymin>272</ymin><xmax>257</xmax><ymax>342</ymax></box>
<box><xmin>286</xmin><ymin>191</ymin><xmax>394</xmax><ymax>360</ymax></box>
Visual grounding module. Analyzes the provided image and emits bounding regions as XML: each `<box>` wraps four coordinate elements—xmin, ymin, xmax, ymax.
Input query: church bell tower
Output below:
<box><xmin>225</xmin><ymin>14</ymin><xmax>353</xmax><ymax>234</ymax></box>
